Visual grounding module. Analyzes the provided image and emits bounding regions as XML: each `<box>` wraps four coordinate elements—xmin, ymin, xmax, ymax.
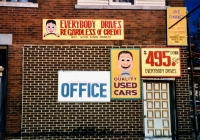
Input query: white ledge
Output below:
<box><xmin>0</xmin><ymin>2</ymin><xmax>38</xmax><ymax>8</ymax></box>
<box><xmin>75</xmin><ymin>5</ymin><xmax>167</xmax><ymax>10</ymax></box>
<box><xmin>0</xmin><ymin>34</ymin><xmax>12</xmax><ymax>45</ymax></box>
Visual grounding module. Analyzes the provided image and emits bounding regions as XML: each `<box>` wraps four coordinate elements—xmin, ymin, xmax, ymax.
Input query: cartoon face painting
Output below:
<box><xmin>44</xmin><ymin>20</ymin><xmax>60</xmax><ymax>37</ymax></box>
<box><xmin>46</xmin><ymin>22</ymin><xmax>56</xmax><ymax>34</ymax></box>
<box><xmin>117</xmin><ymin>51</ymin><xmax>133</xmax><ymax>76</ymax></box>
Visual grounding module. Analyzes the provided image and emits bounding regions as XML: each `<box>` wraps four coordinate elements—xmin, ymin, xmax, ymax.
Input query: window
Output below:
<box><xmin>76</xmin><ymin>0</ymin><xmax>166</xmax><ymax>9</ymax></box>
<box><xmin>1</xmin><ymin>0</ymin><xmax>36</xmax><ymax>2</ymax></box>
<box><xmin>2</xmin><ymin>0</ymin><xmax>35</xmax><ymax>2</ymax></box>
<box><xmin>77</xmin><ymin>0</ymin><xmax>131</xmax><ymax>5</ymax></box>
<box><xmin>0</xmin><ymin>0</ymin><xmax>38</xmax><ymax>7</ymax></box>
<box><xmin>110</xmin><ymin>0</ymin><xmax>133</xmax><ymax>5</ymax></box>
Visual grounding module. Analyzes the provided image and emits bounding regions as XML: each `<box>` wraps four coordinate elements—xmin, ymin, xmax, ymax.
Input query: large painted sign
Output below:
<box><xmin>110</xmin><ymin>49</ymin><xmax>141</xmax><ymax>100</ymax></box>
<box><xmin>167</xmin><ymin>7</ymin><xmax>187</xmax><ymax>46</ymax></box>
<box><xmin>58</xmin><ymin>71</ymin><xmax>110</xmax><ymax>102</ymax></box>
<box><xmin>141</xmin><ymin>47</ymin><xmax>181</xmax><ymax>77</ymax></box>
<box><xmin>42</xmin><ymin>19</ymin><xmax>124</xmax><ymax>40</ymax></box>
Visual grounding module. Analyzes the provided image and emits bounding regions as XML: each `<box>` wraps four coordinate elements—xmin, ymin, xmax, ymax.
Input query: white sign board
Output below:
<box><xmin>58</xmin><ymin>71</ymin><xmax>110</xmax><ymax>102</ymax></box>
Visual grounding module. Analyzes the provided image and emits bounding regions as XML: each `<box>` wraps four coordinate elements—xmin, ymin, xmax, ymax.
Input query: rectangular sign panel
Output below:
<box><xmin>110</xmin><ymin>49</ymin><xmax>141</xmax><ymax>100</ymax></box>
<box><xmin>43</xmin><ymin>19</ymin><xmax>124</xmax><ymax>40</ymax></box>
<box><xmin>58</xmin><ymin>71</ymin><xmax>110</xmax><ymax>102</ymax></box>
<box><xmin>167</xmin><ymin>7</ymin><xmax>187</xmax><ymax>46</ymax></box>
<box><xmin>141</xmin><ymin>47</ymin><xmax>181</xmax><ymax>77</ymax></box>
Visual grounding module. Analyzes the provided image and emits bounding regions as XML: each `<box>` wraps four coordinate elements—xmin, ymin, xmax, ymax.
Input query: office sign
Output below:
<box><xmin>58</xmin><ymin>71</ymin><xmax>110</xmax><ymax>102</ymax></box>
<box><xmin>167</xmin><ymin>7</ymin><xmax>187</xmax><ymax>46</ymax></box>
<box><xmin>43</xmin><ymin>19</ymin><xmax>124</xmax><ymax>40</ymax></box>
<box><xmin>110</xmin><ymin>49</ymin><xmax>141</xmax><ymax>100</ymax></box>
<box><xmin>141</xmin><ymin>47</ymin><xmax>181</xmax><ymax>77</ymax></box>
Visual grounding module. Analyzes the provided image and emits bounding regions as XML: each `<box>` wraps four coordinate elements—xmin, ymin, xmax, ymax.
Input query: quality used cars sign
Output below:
<box><xmin>110</xmin><ymin>48</ymin><xmax>141</xmax><ymax>100</ymax></box>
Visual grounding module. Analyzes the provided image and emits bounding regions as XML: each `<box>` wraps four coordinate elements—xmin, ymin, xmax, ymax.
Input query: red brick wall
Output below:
<box><xmin>0</xmin><ymin>0</ymin><xmax>191</xmax><ymax>139</ymax></box>
<box><xmin>168</xmin><ymin>1</ymin><xmax>185</xmax><ymax>6</ymax></box>
<box><xmin>20</xmin><ymin>45</ymin><xmax>192</xmax><ymax>140</ymax></box>
<box><xmin>177</xmin><ymin>48</ymin><xmax>192</xmax><ymax>140</ymax></box>
<box><xmin>0</xmin><ymin>1</ymin><xmax>167</xmax><ymax>45</ymax></box>
<box><xmin>6</xmin><ymin>45</ymin><xmax>23</xmax><ymax>137</ymax></box>
<box><xmin>22</xmin><ymin>45</ymin><xmax>144</xmax><ymax>140</ymax></box>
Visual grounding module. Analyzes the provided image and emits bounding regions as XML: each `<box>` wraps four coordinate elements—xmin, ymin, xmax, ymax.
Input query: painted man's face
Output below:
<box><xmin>118</xmin><ymin>53</ymin><xmax>133</xmax><ymax>72</ymax></box>
<box><xmin>46</xmin><ymin>22</ymin><xmax>56</xmax><ymax>33</ymax></box>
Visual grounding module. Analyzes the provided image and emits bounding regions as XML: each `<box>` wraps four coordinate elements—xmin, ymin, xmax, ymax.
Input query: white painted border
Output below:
<box><xmin>75</xmin><ymin>5</ymin><xmax>167</xmax><ymax>10</ymax></box>
<box><xmin>0</xmin><ymin>2</ymin><xmax>38</xmax><ymax>8</ymax></box>
<box><xmin>0</xmin><ymin>34</ymin><xmax>12</xmax><ymax>45</ymax></box>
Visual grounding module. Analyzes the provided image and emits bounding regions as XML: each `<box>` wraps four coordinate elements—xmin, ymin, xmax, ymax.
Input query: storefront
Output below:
<box><xmin>0</xmin><ymin>0</ymin><xmax>192</xmax><ymax>139</ymax></box>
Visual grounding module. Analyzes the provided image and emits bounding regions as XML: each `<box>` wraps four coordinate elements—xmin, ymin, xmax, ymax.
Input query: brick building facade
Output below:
<box><xmin>0</xmin><ymin>0</ymin><xmax>192</xmax><ymax>139</ymax></box>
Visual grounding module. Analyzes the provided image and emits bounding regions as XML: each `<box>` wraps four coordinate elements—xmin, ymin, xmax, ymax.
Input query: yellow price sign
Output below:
<box><xmin>141</xmin><ymin>47</ymin><xmax>181</xmax><ymax>77</ymax></box>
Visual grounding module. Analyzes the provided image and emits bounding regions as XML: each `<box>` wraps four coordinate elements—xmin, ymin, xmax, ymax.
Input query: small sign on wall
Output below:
<box><xmin>43</xmin><ymin>19</ymin><xmax>124</xmax><ymax>40</ymax></box>
<box><xmin>58</xmin><ymin>71</ymin><xmax>110</xmax><ymax>102</ymax></box>
<box><xmin>167</xmin><ymin>7</ymin><xmax>187</xmax><ymax>46</ymax></box>
<box><xmin>110</xmin><ymin>49</ymin><xmax>141</xmax><ymax>100</ymax></box>
<box><xmin>141</xmin><ymin>47</ymin><xmax>181</xmax><ymax>77</ymax></box>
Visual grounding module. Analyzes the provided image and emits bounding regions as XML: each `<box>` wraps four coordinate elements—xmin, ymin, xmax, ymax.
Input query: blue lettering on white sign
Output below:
<box><xmin>61</xmin><ymin>83</ymin><xmax>107</xmax><ymax>98</ymax></box>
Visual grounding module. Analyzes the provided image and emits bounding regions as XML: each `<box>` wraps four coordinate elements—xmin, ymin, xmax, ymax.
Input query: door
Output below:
<box><xmin>0</xmin><ymin>77</ymin><xmax>3</xmax><ymax>133</ymax></box>
<box><xmin>143</xmin><ymin>82</ymin><xmax>171</xmax><ymax>138</ymax></box>
<box><xmin>0</xmin><ymin>47</ymin><xmax>7</xmax><ymax>140</ymax></box>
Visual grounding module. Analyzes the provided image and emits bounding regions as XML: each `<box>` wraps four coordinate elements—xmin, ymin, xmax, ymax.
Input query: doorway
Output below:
<box><xmin>143</xmin><ymin>82</ymin><xmax>172</xmax><ymax>139</ymax></box>
<box><xmin>0</xmin><ymin>46</ymin><xmax>7</xmax><ymax>140</ymax></box>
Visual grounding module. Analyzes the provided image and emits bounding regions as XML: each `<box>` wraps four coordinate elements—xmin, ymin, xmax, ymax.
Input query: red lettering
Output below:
<box><xmin>114</xmin><ymin>90</ymin><xmax>118</xmax><ymax>95</ymax></box>
<box><xmin>71</xmin><ymin>21</ymin><xmax>77</xmax><ymax>28</ymax></box>
<box><xmin>118</xmin><ymin>21</ymin><xmax>121</xmax><ymax>28</ymax></box>
<box><xmin>67</xmin><ymin>20</ymin><xmax>71</xmax><ymax>28</ymax></box>
<box><xmin>114</xmin><ymin>21</ymin><xmax>117</xmax><ymax>28</ymax></box>
<box><xmin>60</xmin><ymin>20</ymin><xmax>65</xmax><ymax>28</ymax></box>
<box><xmin>104</xmin><ymin>29</ymin><xmax>121</xmax><ymax>35</ymax></box>
<box><xmin>119</xmin><ymin>90</ymin><xmax>125</xmax><ymax>95</ymax></box>
<box><xmin>131</xmin><ymin>90</ymin><xmax>137</xmax><ymax>95</ymax></box>
<box><xmin>126</xmin><ymin>90</ymin><xmax>131</xmax><ymax>95</ymax></box>
<box><xmin>114</xmin><ymin>90</ymin><xmax>137</xmax><ymax>96</ymax></box>
<box><xmin>101</xmin><ymin>21</ymin><xmax>117</xmax><ymax>28</ymax></box>
<box><xmin>60</xmin><ymin>29</ymin><xmax>66</xmax><ymax>35</ymax></box>
<box><xmin>114</xmin><ymin>82</ymin><xmax>137</xmax><ymax>88</ymax></box>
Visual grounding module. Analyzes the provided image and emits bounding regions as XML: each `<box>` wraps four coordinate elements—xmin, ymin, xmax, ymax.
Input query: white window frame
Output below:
<box><xmin>75</xmin><ymin>0</ymin><xmax>167</xmax><ymax>10</ymax></box>
<box><xmin>0</xmin><ymin>0</ymin><xmax>38</xmax><ymax>8</ymax></box>
<box><xmin>109</xmin><ymin>0</ymin><xmax>132</xmax><ymax>5</ymax></box>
